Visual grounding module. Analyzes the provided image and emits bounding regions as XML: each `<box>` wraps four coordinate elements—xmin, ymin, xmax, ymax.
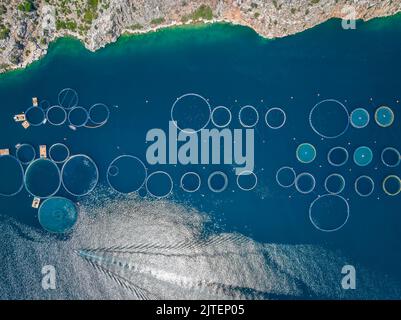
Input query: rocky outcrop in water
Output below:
<box><xmin>0</xmin><ymin>0</ymin><xmax>400</xmax><ymax>73</ymax></box>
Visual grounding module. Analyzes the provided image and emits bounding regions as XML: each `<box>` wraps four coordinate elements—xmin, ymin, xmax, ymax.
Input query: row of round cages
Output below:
<box><xmin>105</xmin><ymin>155</ymin><xmax>258</xmax><ymax>196</ymax></box>
<box><xmin>0</xmin><ymin>144</ymin><xmax>98</xmax><ymax>234</ymax></box>
<box><xmin>171</xmin><ymin>93</ymin><xmax>288</xmax><ymax>131</ymax></box>
<box><xmin>171</xmin><ymin>95</ymin><xmax>396</xmax><ymax>132</ymax></box>
<box><xmin>1</xmin><ymin>147</ymin><xmax>260</xmax><ymax>199</ymax></box>
<box><xmin>275</xmin><ymin>165</ymin><xmax>400</xmax><ymax>197</ymax></box>
<box><xmin>349</xmin><ymin>106</ymin><xmax>395</xmax><ymax>129</ymax></box>
<box><xmin>1</xmin><ymin>145</ymin><xmax>399</xmax><ymax>235</ymax></box>
<box><xmin>34</xmin><ymin>169</ymin><xmax>398</xmax><ymax>235</ymax></box>
<box><xmin>294</xmin><ymin>143</ymin><xmax>400</xmax><ymax>168</ymax></box>
<box><xmin>14</xmin><ymin>89</ymin><xmax>110</xmax><ymax>130</ymax></box>
<box><xmin>1</xmin><ymin>151</ymin><xmax>263</xmax><ymax>201</ymax></box>
<box><xmin>0</xmin><ymin>146</ymin><xmax>99</xmax><ymax>199</ymax></box>
<box><xmin>309</xmin><ymin>100</ymin><xmax>397</xmax><ymax>140</ymax></box>
<box><xmin>2</xmin><ymin>144</ymin><xmax>400</xmax><ymax>197</ymax></box>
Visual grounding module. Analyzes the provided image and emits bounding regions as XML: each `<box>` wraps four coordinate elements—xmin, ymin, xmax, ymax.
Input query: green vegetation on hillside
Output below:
<box><xmin>0</xmin><ymin>4</ymin><xmax>7</xmax><ymax>15</ymax></box>
<box><xmin>83</xmin><ymin>0</ymin><xmax>99</xmax><ymax>24</ymax></box>
<box><xmin>56</xmin><ymin>20</ymin><xmax>78</xmax><ymax>31</ymax></box>
<box><xmin>130</xmin><ymin>23</ymin><xmax>143</xmax><ymax>30</ymax></box>
<box><xmin>150</xmin><ymin>17</ymin><xmax>165</xmax><ymax>25</ymax></box>
<box><xmin>17</xmin><ymin>1</ymin><xmax>34</xmax><ymax>12</ymax></box>
<box><xmin>181</xmin><ymin>5</ymin><xmax>213</xmax><ymax>23</ymax></box>
<box><xmin>0</xmin><ymin>25</ymin><xmax>10</xmax><ymax>39</ymax></box>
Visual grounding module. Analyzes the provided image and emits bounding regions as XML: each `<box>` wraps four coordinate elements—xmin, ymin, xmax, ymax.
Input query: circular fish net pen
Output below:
<box><xmin>25</xmin><ymin>106</ymin><xmax>45</xmax><ymax>126</ymax></box>
<box><xmin>207</xmin><ymin>171</ymin><xmax>228</xmax><ymax>193</ymax></box>
<box><xmin>49</xmin><ymin>143</ymin><xmax>70</xmax><ymax>164</ymax></box>
<box><xmin>61</xmin><ymin>154</ymin><xmax>99</xmax><ymax>197</ymax></box>
<box><xmin>38</xmin><ymin>197</ymin><xmax>78</xmax><ymax>233</ymax></box>
<box><xmin>236</xmin><ymin>171</ymin><xmax>257</xmax><ymax>191</ymax></box>
<box><xmin>106</xmin><ymin>155</ymin><xmax>147</xmax><ymax>194</ymax></box>
<box><xmin>0</xmin><ymin>155</ymin><xmax>24</xmax><ymax>197</ymax></box>
<box><xmin>375</xmin><ymin>106</ymin><xmax>394</xmax><ymax>127</ymax></box>
<box><xmin>382</xmin><ymin>175</ymin><xmax>401</xmax><ymax>196</ymax></box>
<box><xmin>39</xmin><ymin>100</ymin><xmax>51</xmax><ymax>110</ymax></box>
<box><xmin>309</xmin><ymin>194</ymin><xmax>349</xmax><ymax>232</ymax></box>
<box><xmin>296</xmin><ymin>143</ymin><xmax>316</xmax><ymax>164</ymax></box>
<box><xmin>46</xmin><ymin>105</ymin><xmax>67</xmax><ymax>126</ymax></box>
<box><xmin>239</xmin><ymin>105</ymin><xmax>259</xmax><ymax>128</ymax></box>
<box><xmin>350</xmin><ymin>108</ymin><xmax>370</xmax><ymax>129</ymax></box>
<box><xmin>86</xmin><ymin>103</ymin><xmax>110</xmax><ymax>129</ymax></box>
<box><xmin>16</xmin><ymin>144</ymin><xmax>36</xmax><ymax>165</ymax></box>
<box><xmin>24</xmin><ymin>158</ymin><xmax>61</xmax><ymax>198</ymax></box>
<box><xmin>354</xmin><ymin>175</ymin><xmax>375</xmax><ymax>197</ymax></box>
<box><xmin>265</xmin><ymin>107</ymin><xmax>286</xmax><ymax>129</ymax></box>
<box><xmin>276</xmin><ymin>166</ymin><xmax>296</xmax><ymax>188</ymax></box>
<box><xmin>171</xmin><ymin>93</ymin><xmax>211</xmax><ymax>133</ymax></box>
<box><xmin>58</xmin><ymin>88</ymin><xmax>79</xmax><ymax>110</ymax></box>
<box><xmin>381</xmin><ymin>147</ymin><xmax>400</xmax><ymax>168</ymax></box>
<box><xmin>180</xmin><ymin>172</ymin><xmax>201</xmax><ymax>193</ymax></box>
<box><xmin>295</xmin><ymin>172</ymin><xmax>316</xmax><ymax>194</ymax></box>
<box><xmin>324</xmin><ymin>173</ymin><xmax>345</xmax><ymax>195</ymax></box>
<box><xmin>353</xmin><ymin>146</ymin><xmax>373</xmax><ymax>167</ymax></box>
<box><xmin>327</xmin><ymin>147</ymin><xmax>349</xmax><ymax>167</ymax></box>
<box><xmin>68</xmin><ymin>106</ymin><xmax>89</xmax><ymax>128</ymax></box>
<box><xmin>146</xmin><ymin>171</ymin><xmax>173</xmax><ymax>198</ymax></box>
<box><xmin>309</xmin><ymin>99</ymin><xmax>349</xmax><ymax>139</ymax></box>
<box><xmin>211</xmin><ymin>106</ymin><xmax>232</xmax><ymax>128</ymax></box>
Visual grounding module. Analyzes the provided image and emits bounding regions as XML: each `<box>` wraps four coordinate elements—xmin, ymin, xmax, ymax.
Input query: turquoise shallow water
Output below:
<box><xmin>0</xmin><ymin>17</ymin><xmax>401</xmax><ymax>299</ymax></box>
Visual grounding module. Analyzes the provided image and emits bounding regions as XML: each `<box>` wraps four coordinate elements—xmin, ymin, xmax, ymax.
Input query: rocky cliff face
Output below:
<box><xmin>0</xmin><ymin>0</ymin><xmax>400</xmax><ymax>73</ymax></box>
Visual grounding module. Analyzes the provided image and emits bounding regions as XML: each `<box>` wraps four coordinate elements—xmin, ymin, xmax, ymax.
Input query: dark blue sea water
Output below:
<box><xmin>0</xmin><ymin>16</ymin><xmax>401</xmax><ymax>299</ymax></box>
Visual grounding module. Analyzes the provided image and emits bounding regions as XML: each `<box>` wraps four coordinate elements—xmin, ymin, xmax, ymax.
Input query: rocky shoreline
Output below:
<box><xmin>0</xmin><ymin>0</ymin><xmax>400</xmax><ymax>74</ymax></box>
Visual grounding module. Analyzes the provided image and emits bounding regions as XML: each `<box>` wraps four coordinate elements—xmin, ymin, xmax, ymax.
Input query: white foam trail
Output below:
<box><xmin>0</xmin><ymin>188</ymin><xmax>400</xmax><ymax>299</ymax></box>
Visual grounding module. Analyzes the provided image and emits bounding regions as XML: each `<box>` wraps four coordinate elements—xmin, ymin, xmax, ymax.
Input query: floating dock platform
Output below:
<box><xmin>32</xmin><ymin>197</ymin><xmax>41</xmax><ymax>209</ymax></box>
<box><xmin>39</xmin><ymin>145</ymin><xmax>47</xmax><ymax>158</ymax></box>
<box><xmin>0</xmin><ymin>148</ymin><xmax>10</xmax><ymax>156</ymax></box>
<box><xmin>13</xmin><ymin>114</ymin><xmax>26</xmax><ymax>122</ymax></box>
<box><xmin>22</xmin><ymin>121</ymin><xmax>30</xmax><ymax>129</ymax></box>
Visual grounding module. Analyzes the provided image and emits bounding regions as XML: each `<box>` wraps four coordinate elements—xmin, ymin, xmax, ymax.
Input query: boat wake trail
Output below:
<box><xmin>0</xmin><ymin>188</ymin><xmax>400</xmax><ymax>299</ymax></box>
